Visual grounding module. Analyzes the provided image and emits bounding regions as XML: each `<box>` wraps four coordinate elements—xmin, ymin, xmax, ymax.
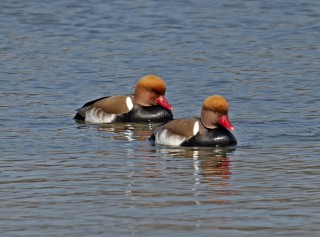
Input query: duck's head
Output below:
<box><xmin>134</xmin><ymin>75</ymin><xmax>173</xmax><ymax>110</ymax></box>
<box><xmin>201</xmin><ymin>95</ymin><xmax>235</xmax><ymax>131</ymax></box>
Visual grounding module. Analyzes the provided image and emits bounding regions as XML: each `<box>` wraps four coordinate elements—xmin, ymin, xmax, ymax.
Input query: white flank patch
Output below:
<box><xmin>126</xmin><ymin>96</ymin><xmax>134</xmax><ymax>111</ymax></box>
<box><xmin>193</xmin><ymin>121</ymin><xmax>200</xmax><ymax>135</ymax></box>
<box><xmin>155</xmin><ymin>129</ymin><xmax>186</xmax><ymax>146</ymax></box>
<box><xmin>85</xmin><ymin>108</ymin><xmax>116</xmax><ymax>123</ymax></box>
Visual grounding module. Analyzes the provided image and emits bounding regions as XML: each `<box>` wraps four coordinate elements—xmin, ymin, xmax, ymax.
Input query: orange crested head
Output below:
<box><xmin>202</xmin><ymin>95</ymin><xmax>229</xmax><ymax>115</ymax></box>
<box><xmin>134</xmin><ymin>75</ymin><xmax>173</xmax><ymax>110</ymax></box>
<box><xmin>136</xmin><ymin>75</ymin><xmax>166</xmax><ymax>96</ymax></box>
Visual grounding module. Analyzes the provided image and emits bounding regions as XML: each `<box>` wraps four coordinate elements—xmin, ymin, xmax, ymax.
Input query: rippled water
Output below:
<box><xmin>1</xmin><ymin>0</ymin><xmax>320</xmax><ymax>236</ymax></box>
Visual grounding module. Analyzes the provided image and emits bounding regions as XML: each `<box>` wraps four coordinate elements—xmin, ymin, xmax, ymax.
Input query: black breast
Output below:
<box><xmin>181</xmin><ymin>125</ymin><xmax>237</xmax><ymax>147</ymax></box>
<box><xmin>116</xmin><ymin>105</ymin><xmax>174</xmax><ymax>123</ymax></box>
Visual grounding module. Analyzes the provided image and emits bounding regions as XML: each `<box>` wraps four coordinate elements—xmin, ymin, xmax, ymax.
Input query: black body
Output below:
<box><xmin>149</xmin><ymin>122</ymin><xmax>237</xmax><ymax>147</ymax></box>
<box><xmin>74</xmin><ymin>96</ymin><xmax>173</xmax><ymax>123</ymax></box>
<box><xmin>116</xmin><ymin>105</ymin><xmax>173</xmax><ymax>123</ymax></box>
<box><xmin>181</xmin><ymin>125</ymin><xmax>237</xmax><ymax>147</ymax></box>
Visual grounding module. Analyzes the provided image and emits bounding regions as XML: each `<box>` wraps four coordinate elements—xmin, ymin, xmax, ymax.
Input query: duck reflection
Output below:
<box><xmin>153</xmin><ymin>146</ymin><xmax>237</xmax><ymax>206</ymax></box>
<box><xmin>77</xmin><ymin>122</ymin><xmax>161</xmax><ymax>141</ymax></box>
<box><xmin>155</xmin><ymin>146</ymin><xmax>236</xmax><ymax>182</ymax></box>
<box><xmin>126</xmin><ymin>145</ymin><xmax>237</xmax><ymax>206</ymax></box>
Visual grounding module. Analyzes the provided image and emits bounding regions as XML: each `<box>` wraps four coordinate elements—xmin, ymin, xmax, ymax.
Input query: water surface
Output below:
<box><xmin>1</xmin><ymin>0</ymin><xmax>320</xmax><ymax>236</ymax></box>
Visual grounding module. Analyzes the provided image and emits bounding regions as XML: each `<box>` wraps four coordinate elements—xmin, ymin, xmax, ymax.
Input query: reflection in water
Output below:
<box><xmin>76</xmin><ymin>122</ymin><xmax>161</xmax><ymax>141</ymax></box>
<box><xmin>98</xmin><ymin>122</ymin><xmax>159</xmax><ymax>141</ymax></box>
<box><xmin>156</xmin><ymin>146</ymin><xmax>236</xmax><ymax>195</ymax></box>
<box><xmin>156</xmin><ymin>146</ymin><xmax>235</xmax><ymax>177</ymax></box>
<box><xmin>156</xmin><ymin>146</ymin><xmax>236</xmax><ymax>206</ymax></box>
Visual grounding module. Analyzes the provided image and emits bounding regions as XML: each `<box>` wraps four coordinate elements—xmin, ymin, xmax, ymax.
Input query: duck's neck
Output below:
<box><xmin>134</xmin><ymin>87</ymin><xmax>153</xmax><ymax>106</ymax></box>
<box><xmin>200</xmin><ymin>109</ymin><xmax>219</xmax><ymax>129</ymax></box>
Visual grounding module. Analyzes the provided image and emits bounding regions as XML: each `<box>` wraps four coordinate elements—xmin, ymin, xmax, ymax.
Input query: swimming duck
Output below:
<box><xmin>74</xmin><ymin>75</ymin><xmax>174</xmax><ymax>123</ymax></box>
<box><xmin>149</xmin><ymin>95</ymin><xmax>237</xmax><ymax>147</ymax></box>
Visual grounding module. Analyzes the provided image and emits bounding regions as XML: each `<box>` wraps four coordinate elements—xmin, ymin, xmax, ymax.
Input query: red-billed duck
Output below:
<box><xmin>74</xmin><ymin>75</ymin><xmax>174</xmax><ymax>123</ymax></box>
<box><xmin>149</xmin><ymin>95</ymin><xmax>237</xmax><ymax>147</ymax></box>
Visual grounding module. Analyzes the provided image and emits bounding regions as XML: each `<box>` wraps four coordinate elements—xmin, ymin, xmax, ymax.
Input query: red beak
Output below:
<box><xmin>218</xmin><ymin>115</ymin><xmax>235</xmax><ymax>131</ymax></box>
<box><xmin>155</xmin><ymin>96</ymin><xmax>174</xmax><ymax>110</ymax></box>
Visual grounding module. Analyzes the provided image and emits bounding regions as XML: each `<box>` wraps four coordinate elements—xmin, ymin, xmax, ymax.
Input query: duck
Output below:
<box><xmin>149</xmin><ymin>95</ymin><xmax>237</xmax><ymax>147</ymax></box>
<box><xmin>74</xmin><ymin>75</ymin><xmax>174</xmax><ymax>123</ymax></box>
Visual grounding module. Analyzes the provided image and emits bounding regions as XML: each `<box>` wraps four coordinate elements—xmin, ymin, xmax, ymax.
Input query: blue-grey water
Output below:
<box><xmin>1</xmin><ymin>0</ymin><xmax>320</xmax><ymax>236</ymax></box>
